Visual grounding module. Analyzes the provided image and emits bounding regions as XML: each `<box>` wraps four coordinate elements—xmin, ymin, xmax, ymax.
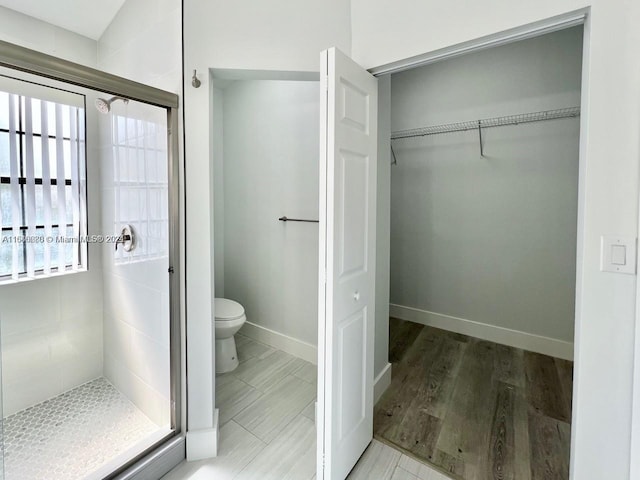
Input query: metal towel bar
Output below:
<box><xmin>278</xmin><ymin>216</ymin><xmax>319</xmax><ymax>223</ymax></box>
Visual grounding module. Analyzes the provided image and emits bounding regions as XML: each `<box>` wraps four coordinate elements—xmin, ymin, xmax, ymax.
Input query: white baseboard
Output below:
<box><xmin>240</xmin><ymin>321</ymin><xmax>318</xmax><ymax>365</ymax></box>
<box><xmin>389</xmin><ymin>304</ymin><xmax>574</xmax><ymax>361</ymax></box>
<box><xmin>186</xmin><ymin>409</ymin><xmax>219</xmax><ymax>461</ymax></box>
<box><xmin>374</xmin><ymin>362</ymin><xmax>392</xmax><ymax>405</ymax></box>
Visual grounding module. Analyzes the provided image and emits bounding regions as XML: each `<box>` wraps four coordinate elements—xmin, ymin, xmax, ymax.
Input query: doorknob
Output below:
<box><xmin>353</xmin><ymin>291</ymin><xmax>360</xmax><ymax>301</ymax></box>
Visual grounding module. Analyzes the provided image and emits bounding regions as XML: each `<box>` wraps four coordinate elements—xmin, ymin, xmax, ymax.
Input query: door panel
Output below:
<box><xmin>318</xmin><ymin>47</ymin><xmax>378</xmax><ymax>480</ymax></box>
<box><xmin>338</xmin><ymin>150</ymin><xmax>369</xmax><ymax>278</ymax></box>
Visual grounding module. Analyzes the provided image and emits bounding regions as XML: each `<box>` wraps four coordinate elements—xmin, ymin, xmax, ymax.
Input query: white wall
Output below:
<box><xmin>0</xmin><ymin>5</ymin><xmax>97</xmax><ymax>67</ymax></box>
<box><xmin>96</xmin><ymin>0</ymin><xmax>181</xmax><ymax>427</ymax></box>
<box><xmin>183</xmin><ymin>0</ymin><xmax>352</xmax><ymax>455</ymax></box>
<box><xmin>0</xmin><ymin>81</ymin><xmax>103</xmax><ymax>417</ymax></box>
<box><xmin>97</xmin><ymin>0</ymin><xmax>181</xmax><ymax>93</ymax></box>
<box><xmin>219</xmin><ymin>80</ymin><xmax>319</xmax><ymax>346</ymax></box>
<box><xmin>389</xmin><ymin>27</ymin><xmax>581</xmax><ymax>344</ymax></box>
<box><xmin>351</xmin><ymin>2</ymin><xmax>640</xmax><ymax>479</ymax></box>
<box><xmin>184</xmin><ymin>0</ymin><xmax>351</xmax><ymax>74</ymax></box>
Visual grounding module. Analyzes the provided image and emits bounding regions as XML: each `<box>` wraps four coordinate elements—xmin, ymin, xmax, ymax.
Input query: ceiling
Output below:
<box><xmin>0</xmin><ymin>0</ymin><xmax>127</xmax><ymax>40</ymax></box>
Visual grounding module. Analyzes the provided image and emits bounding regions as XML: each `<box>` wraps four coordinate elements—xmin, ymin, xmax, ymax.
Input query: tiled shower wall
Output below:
<box><xmin>99</xmin><ymin>100</ymin><xmax>170</xmax><ymax>426</ymax></box>
<box><xmin>0</xmin><ymin>271</ymin><xmax>104</xmax><ymax>417</ymax></box>
<box><xmin>0</xmin><ymin>5</ymin><xmax>105</xmax><ymax>420</ymax></box>
<box><xmin>0</xmin><ymin>92</ymin><xmax>103</xmax><ymax>418</ymax></box>
<box><xmin>0</xmin><ymin>0</ymin><xmax>180</xmax><ymax>423</ymax></box>
<box><xmin>96</xmin><ymin>0</ymin><xmax>180</xmax><ymax>427</ymax></box>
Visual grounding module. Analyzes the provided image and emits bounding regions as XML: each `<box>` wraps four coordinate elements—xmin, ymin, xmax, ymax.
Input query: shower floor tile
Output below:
<box><xmin>3</xmin><ymin>377</ymin><xmax>158</xmax><ymax>480</ymax></box>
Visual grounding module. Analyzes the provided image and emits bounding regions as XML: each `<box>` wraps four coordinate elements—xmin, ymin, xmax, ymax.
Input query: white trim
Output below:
<box><xmin>390</xmin><ymin>304</ymin><xmax>574</xmax><ymax>361</ymax></box>
<box><xmin>373</xmin><ymin>363</ymin><xmax>392</xmax><ymax>405</ymax></box>
<box><xmin>240</xmin><ymin>321</ymin><xmax>318</xmax><ymax>365</ymax></box>
<box><xmin>317</xmin><ymin>48</ymin><xmax>329</xmax><ymax>480</ymax></box>
<box><xmin>631</xmin><ymin>33</ymin><xmax>640</xmax><ymax>471</ymax></box>
<box><xmin>369</xmin><ymin>9</ymin><xmax>587</xmax><ymax>76</ymax></box>
<box><xmin>185</xmin><ymin>409</ymin><xmax>219</xmax><ymax>461</ymax></box>
<box><xmin>632</xmin><ymin>301</ymin><xmax>640</xmax><ymax>479</ymax></box>
<box><xmin>568</xmin><ymin>10</ymin><xmax>590</xmax><ymax>478</ymax></box>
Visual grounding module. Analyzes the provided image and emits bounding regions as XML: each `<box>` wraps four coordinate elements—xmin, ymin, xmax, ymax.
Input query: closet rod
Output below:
<box><xmin>390</xmin><ymin>106</ymin><xmax>580</xmax><ymax>140</ymax></box>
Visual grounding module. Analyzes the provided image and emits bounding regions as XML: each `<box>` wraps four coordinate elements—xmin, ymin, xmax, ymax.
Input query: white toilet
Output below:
<box><xmin>214</xmin><ymin>298</ymin><xmax>247</xmax><ymax>373</ymax></box>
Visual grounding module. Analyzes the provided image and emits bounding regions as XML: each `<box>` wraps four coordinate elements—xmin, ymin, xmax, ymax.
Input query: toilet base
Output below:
<box><xmin>215</xmin><ymin>336</ymin><xmax>239</xmax><ymax>373</ymax></box>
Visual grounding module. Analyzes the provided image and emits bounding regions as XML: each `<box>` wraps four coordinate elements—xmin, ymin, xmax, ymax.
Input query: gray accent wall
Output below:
<box><xmin>220</xmin><ymin>80</ymin><xmax>320</xmax><ymax>346</ymax></box>
<box><xmin>389</xmin><ymin>27</ymin><xmax>583</xmax><ymax>343</ymax></box>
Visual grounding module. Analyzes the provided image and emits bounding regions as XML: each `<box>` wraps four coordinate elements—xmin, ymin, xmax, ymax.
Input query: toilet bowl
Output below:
<box><xmin>214</xmin><ymin>298</ymin><xmax>246</xmax><ymax>373</ymax></box>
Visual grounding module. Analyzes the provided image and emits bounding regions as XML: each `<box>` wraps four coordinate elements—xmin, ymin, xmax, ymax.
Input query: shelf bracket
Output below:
<box><xmin>478</xmin><ymin>120</ymin><xmax>485</xmax><ymax>157</ymax></box>
<box><xmin>390</xmin><ymin>143</ymin><xmax>398</xmax><ymax>166</ymax></box>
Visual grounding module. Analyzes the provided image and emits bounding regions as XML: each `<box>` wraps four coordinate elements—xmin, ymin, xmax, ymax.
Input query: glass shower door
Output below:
<box><xmin>0</xmin><ymin>66</ymin><xmax>178</xmax><ymax>480</ymax></box>
<box><xmin>0</xmin><ymin>318</ymin><xmax>3</xmax><ymax>480</ymax></box>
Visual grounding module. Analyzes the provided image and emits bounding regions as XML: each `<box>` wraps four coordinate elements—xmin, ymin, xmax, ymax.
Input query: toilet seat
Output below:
<box><xmin>215</xmin><ymin>298</ymin><xmax>245</xmax><ymax>321</ymax></box>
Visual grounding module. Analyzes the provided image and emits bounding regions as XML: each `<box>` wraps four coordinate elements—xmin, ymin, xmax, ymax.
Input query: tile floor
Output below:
<box><xmin>162</xmin><ymin>334</ymin><xmax>449</xmax><ymax>480</ymax></box>
<box><xmin>2</xmin><ymin>377</ymin><xmax>158</xmax><ymax>480</ymax></box>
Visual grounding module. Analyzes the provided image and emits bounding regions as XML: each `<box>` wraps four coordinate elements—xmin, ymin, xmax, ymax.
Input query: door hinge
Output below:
<box><xmin>322</xmin><ymin>75</ymin><xmax>329</xmax><ymax>91</ymax></box>
<box><xmin>168</xmin><ymin>266</ymin><xmax>174</xmax><ymax>274</ymax></box>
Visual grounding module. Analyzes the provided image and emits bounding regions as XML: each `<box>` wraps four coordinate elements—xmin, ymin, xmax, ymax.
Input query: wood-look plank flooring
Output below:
<box><xmin>374</xmin><ymin>318</ymin><xmax>573</xmax><ymax>480</ymax></box>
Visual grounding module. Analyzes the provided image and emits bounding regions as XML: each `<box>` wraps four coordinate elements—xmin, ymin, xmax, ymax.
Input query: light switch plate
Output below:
<box><xmin>601</xmin><ymin>236</ymin><xmax>637</xmax><ymax>274</ymax></box>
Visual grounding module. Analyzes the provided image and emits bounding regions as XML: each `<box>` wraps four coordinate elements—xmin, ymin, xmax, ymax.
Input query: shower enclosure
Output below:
<box><xmin>0</xmin><ymin>40</ymin><xmax>182</xmax><ymax>480</ymax></box>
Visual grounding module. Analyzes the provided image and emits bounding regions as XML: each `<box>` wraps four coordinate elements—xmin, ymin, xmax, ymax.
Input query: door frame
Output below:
<box><xmin>0</xmin><ymin>39</ymin><xmax>184</xmax><ymax>479</ymax></box>
<box><xmin>364</xmin><ymin>8</ymin><xmax>590</xmax><ymax>479</ymax></box>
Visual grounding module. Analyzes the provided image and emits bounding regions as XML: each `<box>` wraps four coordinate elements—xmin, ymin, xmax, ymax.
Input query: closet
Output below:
<box><xmin>374</xmin><ymin>26</ymin><xmax>582</xmax><ymax>480</ymax></box>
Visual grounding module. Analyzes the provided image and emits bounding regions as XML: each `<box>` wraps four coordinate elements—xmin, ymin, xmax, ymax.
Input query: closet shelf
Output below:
<box><xmin>390</xmin><ymin>106</ymin><xmax>581</xmax><ymax>140</ymax></box>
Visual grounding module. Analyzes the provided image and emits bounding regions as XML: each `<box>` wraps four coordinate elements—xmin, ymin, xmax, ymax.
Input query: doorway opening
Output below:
<box><xmin>373</xmin><ymin>25</ymin><xmax>582</xmax><ymax>479</ymax></box>
<box><xmin>210</xmin><ymin>70</ymin><xmax>319</xmax><ymax>477</ymax></box>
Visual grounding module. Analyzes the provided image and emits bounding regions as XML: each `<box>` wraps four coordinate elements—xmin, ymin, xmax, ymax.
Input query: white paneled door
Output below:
<box><xmin>317</xmin><ymin>47</ymin><xmax>378</xmax><ymax>480</ymax></box>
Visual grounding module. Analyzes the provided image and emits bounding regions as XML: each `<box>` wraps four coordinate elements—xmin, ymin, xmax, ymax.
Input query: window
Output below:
<box><xmin>112</xmin><ymin>109</ymin><xmax>168</xmax><ymax>264</ymax></box>
<box><xmin>0</xmin><ymin>76</ymin><xmax>87</xmax><ymax>282</ymax></box>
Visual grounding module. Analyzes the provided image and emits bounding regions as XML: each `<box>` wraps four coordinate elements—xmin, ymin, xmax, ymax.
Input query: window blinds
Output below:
<box><xmin>0</xmin><ymin>76</ymin><xmax>86</xmax><ymax>281</ymax></box>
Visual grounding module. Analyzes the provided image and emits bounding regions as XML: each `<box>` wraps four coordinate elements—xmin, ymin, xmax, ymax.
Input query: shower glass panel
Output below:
<box><xmin>0</xmin><ymin>67</ymin><xmax>176</xmax><ymax>480</ymax></box>
<box><xmin>0</xmin><ymin>322</ymin><xmax>3</xmax><ymax>480</ymax></box>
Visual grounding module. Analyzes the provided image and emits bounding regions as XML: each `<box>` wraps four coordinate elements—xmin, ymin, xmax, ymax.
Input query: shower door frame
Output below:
<box><xmin>0</xmin><ymin>39</ymin><xmax>184</xmax><ymax>479</ymax></box>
